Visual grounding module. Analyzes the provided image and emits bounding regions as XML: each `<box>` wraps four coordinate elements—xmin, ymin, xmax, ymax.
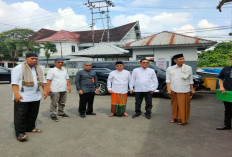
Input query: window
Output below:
<box><xmin>134</xmin><ymin>26</ymin><xmax>139</xmax><ymax>30</ymax></box>
<box><xmin>71</xmin><ymin>45</ymin><xmax>75</xmax><ymax>52</ymax></box>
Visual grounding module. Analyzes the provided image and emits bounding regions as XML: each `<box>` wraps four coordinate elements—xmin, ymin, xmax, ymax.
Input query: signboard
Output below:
<box><xmin>156</xmin><ymin>58</ymin><xmax>166</xmax><ymax>69</ymax></box>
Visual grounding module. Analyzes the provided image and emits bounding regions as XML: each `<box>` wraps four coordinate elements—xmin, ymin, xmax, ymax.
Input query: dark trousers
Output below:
<box><xmin>134</xmin><ymin>92</ymin><xmax>153</xmax><ymax>115</ymax></box>
<box><xmin>79</xmin><ymin>92</ymin><xmax>95</xmax><ymax>115</ymax></box>
<box><xmin>224</xmin><ymin>101</ymin><xmax>232</xmax><ymax>127</ymax></box>
<box><xmin>14</xmin><ymin>101</ymin><xmax>40</xmax><ymax>137</ymax></box>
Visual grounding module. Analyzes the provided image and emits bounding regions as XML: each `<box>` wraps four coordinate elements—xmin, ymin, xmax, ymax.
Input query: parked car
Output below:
<box><xmin>91</xmin><ymin>68</ymin><xmax>111</xmax><ymax>95</ymax></box>
<box><xmin>0</xmin><ymin>66</ymin><xmax>11</xmax><ymax>83</ymax></box>
<box><xmin>92</xmin><ymin>61</ymin><xmax>205</xmax><ymax>98</ymax></box>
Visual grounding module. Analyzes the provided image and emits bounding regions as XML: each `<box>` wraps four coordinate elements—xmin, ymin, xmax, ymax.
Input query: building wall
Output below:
<box><xmin>131</xmin><ymin>46</ymin><xmax>198</xmax><ymax>73</ymax></box>
<box><xmin>39</xmin><ymin>41</ymin><xmax>78</xmax><ymax>56</ymax></box>
<box><xmin>121</xmin><ymin>28</ymin><xmax>137</xmax><ymax>44</ymax></box>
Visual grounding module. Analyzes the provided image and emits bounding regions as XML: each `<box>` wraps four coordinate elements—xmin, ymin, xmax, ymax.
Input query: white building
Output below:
<box><xmin>121</xmin><ymin>31</ymin><xmax>217</xmax><ymax>73</ymax></box>
<box><xmin>30</xmin><ymin>21</ymin><xmax>140</xmax><ymax>56</ymax></box>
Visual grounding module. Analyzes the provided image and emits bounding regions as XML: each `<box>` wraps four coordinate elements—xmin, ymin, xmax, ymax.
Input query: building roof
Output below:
<box><xmin>217</xmin><ymin>0</ymin><xmax>232</xmax><ymax>12</ymax></box>
<box><xmin>36</xmin><ymin>30</ymin><xmax>80</xmax><ymax>42</ymax></box>
<box><xmin>30</xmin><ymin>21</ymin><xmax>138</xmax><ymax>43</ymax></box>
<box><xmin>29</xmin><ymin>28</ymin><xmax>57</xmax><ymax>41</ymax></box>
<box><xmin>74</xmin><ymin>21</ymin><xmax>138</xmax><ymax>43</ymax></box>
<box><xmin>121</xmin><ymin>31</ymin><xmax>217</xmax><ymax>50</ymax></box>
<box><xmin>71</xmin><ymin>43</ymin><xmax>129</xmax><ymax>58</ymax></box>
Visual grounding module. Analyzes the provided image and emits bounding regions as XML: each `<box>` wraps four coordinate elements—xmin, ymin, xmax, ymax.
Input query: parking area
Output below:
<box><xmin>0</xmin><ymin>83</ymin><xmax>232</xmax><ymax>157</ymax></box>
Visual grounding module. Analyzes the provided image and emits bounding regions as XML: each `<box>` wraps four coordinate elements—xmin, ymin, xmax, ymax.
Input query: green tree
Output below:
<box><xmin>41</xmin><ymin>42</ymin><xmax>57</xmax><ymax>67</ymax></box>
<box><xmin>4</xmin><ymin>39</ymin><xmax>24</xmax><ymax>67</ymax></box>
<box><xmin>0</xmin><ymin>28</ymin><xmax>36</xmax><ymax>62</ymax></box>
<box><xmin>1</xmin><ymin>28</ymin><xmax>35</xmax><ymax>40</ymax></box>
<box><xmin>23</xmin><ymin>40</ymin><xmax>40</xmax><ymax>54</ymax></box>
<box><xmin>197</xmin><ymin>42</ymin><xmax>232</xmax><ymax>67</ymax></box>
<box><xmin>0</xmin><ymin>35</ymin><xmax>9</xmax><ymax>60</ymax></box>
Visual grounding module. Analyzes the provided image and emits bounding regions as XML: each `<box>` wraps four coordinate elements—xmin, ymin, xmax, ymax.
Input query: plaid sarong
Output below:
<box><xmin>111</xmin><ymin>93</ymin><xmax>127</xmax><ymax>116</ymax></box>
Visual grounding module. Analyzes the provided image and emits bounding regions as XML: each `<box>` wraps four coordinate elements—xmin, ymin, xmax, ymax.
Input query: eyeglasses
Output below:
<box><xmin>142</xmin><ymin>62</ymin><xmax>149</xmax><ymax>64</ymax></box>
<box><xmin>57</xmin><ymin>62</ymin><xmax>64</xmax><ymax>64</ymax></box>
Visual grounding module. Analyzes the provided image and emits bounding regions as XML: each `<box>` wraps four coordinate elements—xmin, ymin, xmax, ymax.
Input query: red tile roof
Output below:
<box><xmin>36</xmin><ymin>30</ymin><xmax>80</xmax><ymax>42</ymax></box>
<box><xmin>30</xmin><ymin>21</ymin><xmax>138</xmax><ymax>43</ymax></box>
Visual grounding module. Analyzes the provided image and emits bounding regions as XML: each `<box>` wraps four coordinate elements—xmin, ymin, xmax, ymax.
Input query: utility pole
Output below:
<box><xmin>84</xmin><ymin>0</ymin><xmax>114</xmax><ymax>46</ymax></box>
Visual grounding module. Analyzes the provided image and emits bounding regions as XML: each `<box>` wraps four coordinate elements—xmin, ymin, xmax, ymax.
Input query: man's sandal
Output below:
<box><xmin>109</xmin><ymin>113</ymin><xmax>114</xmax><ymax>117</ymax></box>
<box><xmin>178</xmin><ymin>122</ymin><xmax>188</xmax><ymax>125</ymax></box>
<box><xmin>169</xmin><ymin>119</ymin><xmax>177</xmax><ymax>123</ymax></box>
<box><xmin>17</xmin><ymin>134</ymin><xmax>27</xmax><ymax>142</ymax></box>
<box><xmin>31</xmin><ymin>129</ymin><xmax>42</xmax><ymax>133</ymax></box>
<box><xmin>123</xmin><ymin>113</ymin><xmax>129</xmax><ymax>117</ymax></box>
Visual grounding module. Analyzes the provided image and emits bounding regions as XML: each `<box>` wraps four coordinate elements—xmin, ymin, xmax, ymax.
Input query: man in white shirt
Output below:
<box><xmin>166</xmin><ymin>54</ymin><xmax>195</xmax><ymax>125</ymax></box>
<box><xmin>129</xmin><ymin>59</ymin><xmax>159</xmax><ymax>119</ymax></box>
<box><xmin>47</xmin><ymin>58</ymin><xmax>71</xmax><ymax>122</ymax></box>
<box><xmin>11</xmin><ymin>53</ymin><xmax>47</xmax><ymax>142</ymax></box>
<box><xmin>107</xmin><ymin>61</ymin><xmax>130</xmax><ymax>117</ymax></box>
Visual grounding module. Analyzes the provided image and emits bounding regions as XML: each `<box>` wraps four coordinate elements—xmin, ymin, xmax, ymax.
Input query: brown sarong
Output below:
<box><xmin>171</xmin><ymin>91</ymin><xmax>191</xmax><ymax>123</ymax></box>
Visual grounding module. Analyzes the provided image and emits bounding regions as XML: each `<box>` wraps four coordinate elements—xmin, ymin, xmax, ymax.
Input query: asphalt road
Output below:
<box><xmin>0</xmin><ymin>83</ymin><xmax>231</xmax><ymax>157</ymax></box>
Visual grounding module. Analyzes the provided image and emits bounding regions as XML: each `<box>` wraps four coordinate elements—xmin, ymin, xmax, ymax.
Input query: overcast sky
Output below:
<box><xmin>0</xmin><ymin>0</ymin><xmax>231</xmax><ymax>42</ymax></box>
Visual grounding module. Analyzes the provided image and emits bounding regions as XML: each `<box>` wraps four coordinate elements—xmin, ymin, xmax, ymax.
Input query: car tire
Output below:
<box><xmin>161</xmin><ymin>85</ymin><xmax>170</xmax><ymax>99</ymax></box>
<box><xmin>97</xmin><ymin>81</ymin><xmax>108</xmax><ymax>95</ymax></box>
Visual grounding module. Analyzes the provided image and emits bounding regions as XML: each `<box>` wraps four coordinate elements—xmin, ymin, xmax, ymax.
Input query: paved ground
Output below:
<box><xmin>0</xmin><ymin>83</ymin><xmax>232</xmax><ymax>157</ymax></box>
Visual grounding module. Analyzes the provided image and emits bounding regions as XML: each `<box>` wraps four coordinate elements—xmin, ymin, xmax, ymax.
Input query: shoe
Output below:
<box><xmin>17</xmin><ymin>134</ymin><xmax>27</xmax><ymax>142</ymax></box>
<box><xmin>86</xmin><ymin>112</ymin><xmax>96</xmax><ymax>115</ymax></box>
<box><xmin>80</xmin><ymin>114</ymin><xmax>86</xmax><ymax>118</ymax></box>
<box><xmin>216</xmin><ymin>126</ymin><xmax>231</xmax><ymax>130</ymax></box>
<box><xmin>51</xmin><ymin>115</ymin><xmax>59</xmax><ymax>122</ymax></box>
<box><xmin>58</xmin><ymin>113</ymin><xmax>70</xmax><ymax>118</ymax></box>
<box><xmin>145</xmin><ymin>114</ymin><xmax>151</xmax><ymax>119</ymax></box>
<box><xmin>132</xmin><ymin>113</ymin><xmax>141</xmax><ymax>118</ymax></box>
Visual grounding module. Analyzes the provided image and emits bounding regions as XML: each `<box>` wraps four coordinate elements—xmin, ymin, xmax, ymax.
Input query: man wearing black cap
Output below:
<box><xmin>47</xmin><ymin>58</ymin><xmax>71</xmax><ymax>122</ymax></box>
<box><xmin>107</xmin><ymin>61</ymin><xmax>130</xmax><ymax>117</ymax></box>
<box><xmin>11</xmin><ymin>53</ymin><xmax>47</xmax><ymax>142</ymax></box>
<box><xmin>166</xmin><ymin>54</ymin><xmax>195</xmax><ymax>125</ymax></box>
<box><xmin>75</xmin><ymin>61</ymin><xmax>99</xmax><ymax>118</ymax></box>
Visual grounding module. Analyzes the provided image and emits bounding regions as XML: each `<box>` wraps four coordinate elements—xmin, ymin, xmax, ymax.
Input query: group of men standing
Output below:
<box><xmin>14</xmin><ymin>52</ymin><xmax>230</xmax><ymax>143</ymax></box>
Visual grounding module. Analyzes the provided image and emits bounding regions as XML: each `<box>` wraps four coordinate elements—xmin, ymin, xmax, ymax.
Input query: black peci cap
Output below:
<box><xmin>173</xmin><ymin>54</ymin><xmax>184</xmax><ymax>59</ymax></box>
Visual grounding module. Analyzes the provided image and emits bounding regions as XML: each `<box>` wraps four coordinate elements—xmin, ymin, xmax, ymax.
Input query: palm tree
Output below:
<box><xmin>23</xmin><ymin>40</ymin><xmax>40</xmax><ymax>54</ymax></box>
<box><xmin>4</xmin><ymin>39</ymin><xmax>23</xmax><ymax>67</ymax></box>
<box><xmin>41</xmin><ymin>42</ymin><xmax>57</xmax><ymax>67</ymax></box>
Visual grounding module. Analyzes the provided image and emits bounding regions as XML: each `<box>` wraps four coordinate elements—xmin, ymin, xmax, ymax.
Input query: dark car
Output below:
<box><xmin>0</xmin><ymin>66</ymin><xmax>11</xmax><ymax>83</ymax></box>
<box><xmin>92</xmin><ymin>61</ymin><xmax>205</xmax><ymax>98</ymax></box>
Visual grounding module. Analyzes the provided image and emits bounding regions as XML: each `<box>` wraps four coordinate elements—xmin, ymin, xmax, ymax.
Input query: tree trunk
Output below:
<box><xmin>46</xmin><ymin>58</ymin><xmax>49</xmax><ymax>68</ymax></box>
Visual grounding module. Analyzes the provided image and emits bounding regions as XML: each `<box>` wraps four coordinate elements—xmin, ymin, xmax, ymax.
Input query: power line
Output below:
<box><xmin>84</xmin><ymin>0</ymin><xmax>115</xmax><ymax>45</ymax></box>
<box><xmin>113</xmin><ymin>1</ymin><xmax>232</xmax><ymax>10</ymax></box>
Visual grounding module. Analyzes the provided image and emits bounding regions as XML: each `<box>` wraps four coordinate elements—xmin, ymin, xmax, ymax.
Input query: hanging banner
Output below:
<box><xmin>156</xmin><ymin>58</ymin><xmax>166</xmax><ymax>69</ymax></box>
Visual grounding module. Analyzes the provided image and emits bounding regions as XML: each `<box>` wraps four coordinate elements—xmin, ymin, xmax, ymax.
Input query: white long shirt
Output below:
<box><xmin>166</xmin><ymin>64</ymin><xmax>194</xmax><ymax>93</ymax></box>
<box><xmin>107</xmin><ymin>69</ymin><xmax>130</xmax><ymax>94</ymax></box>
<box><xmin>129</xmin><ymin>67</ymin><xmax>159</xmax><ymax>92</ymax></box>
<box><xmin>46</xmin><ymin>67</ymin><xmax>69</xmax><ymax>92</ymax></box>
<box><xmin>11</xmin><ymin>64</ymin><xmax>47</xmax><ymax>102</ymax></box>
